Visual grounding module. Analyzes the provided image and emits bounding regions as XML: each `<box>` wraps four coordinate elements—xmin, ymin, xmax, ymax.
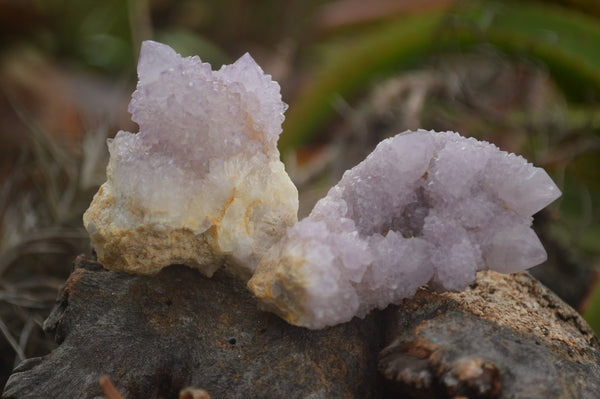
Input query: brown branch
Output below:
<box><xmin>99</xmin><ymin>376</ymin><xmax>124</xmax><ymax>399</ymax></box>
<box><xmin>179</xmin><ymin>388</ymin><xmax>211</xmax><ymax>399</ymax></box>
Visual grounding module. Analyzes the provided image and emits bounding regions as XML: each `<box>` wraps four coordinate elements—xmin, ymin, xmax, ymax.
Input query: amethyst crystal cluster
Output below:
<box><xmin>83</xmin><ymin>41</ymin><xmax>298</xmax><ymax>278</ymax></box>
<box><xmin>249</xmin><ymin>131</ymin><xmax>561</xmax><ymax>328</ymax></box>
<box><xmin>84</xmin><ymin>41</ymin><xmax>561</xmax><ymax>329</ymax></box>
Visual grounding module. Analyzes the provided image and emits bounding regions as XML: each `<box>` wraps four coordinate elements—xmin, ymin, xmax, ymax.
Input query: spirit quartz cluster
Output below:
<box><xmin>83</xmin><ymin>41</ymin><xmax>298</xmax><ymax>277</ymax></box>
<box><xmin>84</xmin><ymin>41</ymin><xmax>561</xmax><ymax>329</ymax></box>
<box><xmin>248</xmin><ymin>131</ymin><xmax>561</xmax><ymax>328</ymax></box>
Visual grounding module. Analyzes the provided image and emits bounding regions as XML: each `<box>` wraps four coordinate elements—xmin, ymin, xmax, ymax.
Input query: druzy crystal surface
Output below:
<box><xmin>248</xmin><ymin>130</ymin><xmax>561</xmax><ymax>329</ymax></box>
<box><xmin>83</xmin><ymin>41</ymin><xmax>298</xmax><ymax>276</ymax></box>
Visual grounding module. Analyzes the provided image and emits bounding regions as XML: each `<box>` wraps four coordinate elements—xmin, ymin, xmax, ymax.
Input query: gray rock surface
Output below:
<box><xmin>379</xmin><ymin>270</ymin><xmax>600</xmax><ymax>398</ymax></box>
<box><xmin>4</xmin><ymin>257</ymin><xmax>600</xmax><ymax>398</ymax></box>
<box><xmin>3</xmin><ymin>255</ymin><xmax>384</xmax><ymax>399</ymax></box>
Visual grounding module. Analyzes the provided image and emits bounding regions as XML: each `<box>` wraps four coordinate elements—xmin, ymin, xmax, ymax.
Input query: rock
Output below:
<box><xmin>379</xmin><ymin>270</ymin><xmax>600</xmax><ymax>398</ymax></box>
<box><xmin>2</xmin><ymin>255</ymin><xmax>383</xmax><ymax>399</ymax></box>
<box><xmin>4</xmin><ymin>257</ymin><xmax>599</xmax><ymax>398</ymax></box>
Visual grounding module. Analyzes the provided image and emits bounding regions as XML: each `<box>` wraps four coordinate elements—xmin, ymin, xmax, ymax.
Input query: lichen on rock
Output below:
<box><xmin>83</xmin><ymin>41</ymin><xmax>298</xmax><ymax>277</ymax></box>
<box><xmin>248</xmin><ymin>130</ymin><xmax>561</xmax><ymax>329</ymax></box>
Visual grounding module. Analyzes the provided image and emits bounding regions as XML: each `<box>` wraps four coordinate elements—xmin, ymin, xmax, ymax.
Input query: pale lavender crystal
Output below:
<box><xmin>248</xmin><ymin>130</ymin><xmax>561</xmax><ymax>329</ymax></box>
<box><xmin>83</xmin><ymin>41</ymin><xmax>298</xmax><ymax>276</ymax></box>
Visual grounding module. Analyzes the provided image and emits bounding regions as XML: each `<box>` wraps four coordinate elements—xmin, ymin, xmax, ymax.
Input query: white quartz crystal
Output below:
<box><xmin>83</xmin><ymin>41</ymin><xmax>298</xmax><ymax>277</ymax></box>
<box><xmin>248</xmin><ymin>130</ymin><xmax>561</xmax><ymax>329</ymax></box>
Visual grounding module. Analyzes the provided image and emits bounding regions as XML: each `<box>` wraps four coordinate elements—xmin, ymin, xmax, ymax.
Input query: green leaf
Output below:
<box><xmin>281</xmin><ymin>1</ymin><xmax>600</xmax><ymax>152</ymax></box>
<box><xmin>280</xmin><ymin>12</ymin><xmax>445</xmax><ymax>152</ymax></box>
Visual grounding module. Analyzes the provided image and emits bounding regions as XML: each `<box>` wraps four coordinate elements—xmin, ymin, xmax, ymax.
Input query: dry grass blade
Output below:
<box><xmin>15</xmin><ymin>318</ymin><xmax>35</xmax><ymax>367</ymax></box>
<box><xmin>0</xmin><ymin>228</ymin><xmax>89</xmax><ymax>277</ymax></box>
<box><xmin>0</xmin><ymin>316</ymin><xmax>25</xmax><ymax>363</ymax></box>
<box><xmin>0</xmin><ymin>88</ymin><xmax>109</xmax><ymax>387</ymax></box>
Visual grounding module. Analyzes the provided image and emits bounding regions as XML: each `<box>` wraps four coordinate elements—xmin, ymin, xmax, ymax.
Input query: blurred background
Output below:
<box><xmin>1</xmin><ymin>0</ymin><xmax>600</xmax><ymax>387</ymax></box>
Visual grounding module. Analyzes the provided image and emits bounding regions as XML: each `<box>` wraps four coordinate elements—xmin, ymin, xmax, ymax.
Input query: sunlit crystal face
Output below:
<box><xmin>249</xmin><ymin>130</ymin><xmax>561</xmax><ymax>329</ymax></box>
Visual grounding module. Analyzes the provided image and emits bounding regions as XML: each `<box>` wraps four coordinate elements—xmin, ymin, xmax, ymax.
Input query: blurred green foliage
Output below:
<box><xmin>282</xmin><ymin>1</ymin><xmax>600</xmax><ymax>151</ymax></box>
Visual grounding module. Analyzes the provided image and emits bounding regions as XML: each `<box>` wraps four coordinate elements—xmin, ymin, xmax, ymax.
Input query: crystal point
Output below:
<box><xmin>136</xmin><ymin>40</ymin><xmax>180</xmax><ymax>83</ymax></box>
